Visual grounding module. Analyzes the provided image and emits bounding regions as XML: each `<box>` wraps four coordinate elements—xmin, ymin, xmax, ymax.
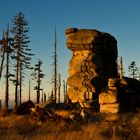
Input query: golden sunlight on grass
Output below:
<box><xmin>0</xmin><ymin>109</ymin><xmax>140</xmax><ymax>140</ymax></box>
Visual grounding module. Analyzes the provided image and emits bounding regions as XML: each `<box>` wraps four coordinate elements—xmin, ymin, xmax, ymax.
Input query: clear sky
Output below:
<box><xmin>0</xmin><ymin>0</ymin><xmax>140</xmax><ymax>102</ymax></box>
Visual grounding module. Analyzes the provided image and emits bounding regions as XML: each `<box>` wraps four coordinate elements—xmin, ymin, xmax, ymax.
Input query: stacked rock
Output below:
<box><xmin>99</xmin><ymin>77</ymin><xmax>140</xmax><ymax>113</ymax></box>
<box><xmin>65</xmin><ymin>28</ymin><xmax>118</xmax><ymax>106</ymax></box>
<box><xmin>99</xmin><ymin>78</ymin><xmax>120</xmax><ymax>113</ymax></box>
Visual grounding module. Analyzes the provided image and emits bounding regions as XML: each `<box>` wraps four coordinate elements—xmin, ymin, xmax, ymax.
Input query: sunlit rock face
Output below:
<box><xmin>65</xmin><ymin>28</ymin><xmax>118</xmax><ymax>104</ymax></box>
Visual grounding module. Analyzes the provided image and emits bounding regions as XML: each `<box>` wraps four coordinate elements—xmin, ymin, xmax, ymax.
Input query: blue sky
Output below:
<box><xmin>0</xmin><ymin>0</ymin><xmax>140</xmax><ymax>102</ymax></box>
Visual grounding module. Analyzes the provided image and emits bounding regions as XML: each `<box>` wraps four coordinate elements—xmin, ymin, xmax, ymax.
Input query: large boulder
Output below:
<box><xmin>99</xmin><ymin>91</ymin><xmax>118</xmax><ymax>104</ymax></box>
<box><xmin>65</xmin><ymin>28</ymin><xmax>118</xmax><ymax>105</ymax></box>
<box><xmin>100</xmin><ymin>103</ymin><xmax>120</xmax><ymax>113</ymax></box>
<box><xmin>16</xmin><ymin>100</ymin><xmax>35</xmax><ymax>115</ymax></box>
<box><xmin>99</xmin><ymin>77</ymin><xmax>140</xmax><ymax>113</ymax></box>
<box><xmin>65</xmin><ymin>28</ymin><xmax>140</xmax><ymax>112</ymax></box>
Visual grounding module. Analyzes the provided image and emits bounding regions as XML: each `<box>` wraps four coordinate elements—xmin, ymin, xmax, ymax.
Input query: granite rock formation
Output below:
<box><xmin>65</xmin><ymin>28</ymin><xmax>118</xmax><ymax>106</ymax></box>
<box><xmin>99</xmin><ymin>78</ymin><xmax>120</xmax><ymax>113</ymax></box>
<box><xmin>99</xmin><ymin>77</ymin><xmax>140</xmax><ymax>113</ymax></box>
<box><xmin>65</xmin><ymin>27</ymin><xmax>140</xmax><ymax>113</ymax></box>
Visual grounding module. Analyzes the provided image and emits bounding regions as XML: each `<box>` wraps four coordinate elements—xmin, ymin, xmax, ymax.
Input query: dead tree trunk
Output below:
<box><xmin>0</xmin><ymin>30</ymin><xmax>6</xmax><ymax>81</ymax></box>
<box><xmin>29</xmin><ymin>80</ymin><xmax>31</xmax><ymax>100</ymax></box>
<box><xmin>66</xmin><ymin>81</ymin><xmax>67</xmax><ymax>104</ymax></box>
<box><xmin>58</xmin><ymin>73</ymin><xmax>61</xmax><ymax>103</ymax></box>
<box><xmin>19</xmin><ymin>62</ymin><xmax>22</xmax><ymax>104</ymax></box>
<box><xmin>5</xmin><ymin>29</ymin><xmax>10</xmax><ymax>110</ymax></box>
<box><xmin>5</xmin><ymin>39</ymin><xmax>9</xmax><ymax>110</ymax></box>
<box><xmin>53</xmin><ymin>27</ymin><xmax>57</xmax><ymax>103</ymax></box>
<box><xmin>44</xmin><ymin>93</ymin><xmax>46</xmax><ymax>102</ymax></box>
<box><xmin>63</xmin><ymin>80</ymin><xmax>66</xmax><ymax>103</ymax></box>
<box><xmin>120</xmin><ymin>56</ymin><xmax>123</xmax><ymax>79</ymax></box>
<box><xmin>0</xmin><ymin>27</ymin><xmax>14</xmax><ymax>110</ymax></box>
<box><xmin>37</xmin><ymin>61</ymin><xmax>41</xmax><ymax>104</ymax></box>
<box><xmin>41</xmin><ymin>88</ymin><xmax>43</xmax><ymax>102</ymax></box>
<box><xmin>14</xmin><ymin>46</ymin><xmax>20</xmax><ymax>110</ymax></box>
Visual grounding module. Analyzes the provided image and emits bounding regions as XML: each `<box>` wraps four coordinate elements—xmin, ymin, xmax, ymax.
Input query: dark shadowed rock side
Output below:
<box><xmin>16</xmin><ymin>100</ymin><xmax>35</xmax><ymax>115</ymax></box>
<box><xmin>65</xmin><ymin>28</ymin><xmax>140</xmax><ymax>113</ymax></box>
<box><xmin>99</xmin><ymin>77</ymin><xmax>140</xmax><ymax>113</ymax></box>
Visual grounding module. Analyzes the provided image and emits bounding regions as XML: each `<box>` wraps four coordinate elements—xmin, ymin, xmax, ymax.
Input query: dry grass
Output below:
<box><xmin>0</xmin><ymin>110</ymin><xmax>140</xmax><ymax>140</ymax></box>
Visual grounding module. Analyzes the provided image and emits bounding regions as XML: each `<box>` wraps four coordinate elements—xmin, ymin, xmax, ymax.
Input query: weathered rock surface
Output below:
<box><xmin>100</xmin><ymin>103</ymin><xmax>120</xmax><ymax>113</ymax></box>
<box><xmin>65</xmin><ymin>28</ymin><xmax>118</xmax><ymax>105</ymax></box>
<box><xmin>99</xmin><ymin>77</ymin><xmax>140</xmax><ymax>113</ymax></box>
<box><xmin>99</xmin><ymin>80</ymin><xmax>120</xmax><ymax>113</ymax></box>
<box><xmin>99</xmin><ymin>91</ymin><xmax>118</xmax><ymax>104</ymax></box>
<box><xmin>66</xmin><ymin>28</ymin><xmax>140</xmax><ymax>113</ymax></box>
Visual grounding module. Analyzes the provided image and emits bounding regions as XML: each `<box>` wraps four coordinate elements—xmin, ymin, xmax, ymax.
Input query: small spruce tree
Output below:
<box><xmin>32</xmin><ymin>60</ymin><xmax>45</xmax><ymax>103</ymax></box>
<box><xmin>128</xmin><ymin>61</ymin><xmax>139</xmax><ymax>79</ymax></box>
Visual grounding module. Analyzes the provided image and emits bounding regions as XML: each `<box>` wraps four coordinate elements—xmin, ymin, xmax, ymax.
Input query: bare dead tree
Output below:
<box><xmin>5</xmin><ymin>28</ymin><xmax>10</xmax><ymax>110</ymax></box>
<box><xmin>120</xmin><ymin>56</ymin><xmax>123</xmax><ymax>79</ymax></box>
<box><xmin>58</xmin><ymin>73</ymin><xmax>61</xmax><ymax>103</ymax></box>
<box><xmin>63</xmin><ymin>80</ymin><xmax>66</xmax><ymax>103</ymax></box>
<box><xmin>44</xmin><ymin>93</ymin><xmax>46</xmax><ymax>102</ymax></box>
<box><xmin>66</xmin><ymin>81</ymin><xmax>68</xmax><ymax>103</ymax></box>
<box><xmin>51</xmin><ymin>26</ymin><xmax>57</xmax><ymax>103</ymax></box>
<box><xmin>28</xmin><ymin>80</ymin><xmax>31</xmax><ymax>100</ymax></box>
<box><xmin>0</xmin><ymin>30</ymin><xmax>6</xmax><ymax>81</ymax></box>
<box><xmin>41</xmin><ymin>88</ymin><xmax>44</xmax><ymax>102</ymax></box>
